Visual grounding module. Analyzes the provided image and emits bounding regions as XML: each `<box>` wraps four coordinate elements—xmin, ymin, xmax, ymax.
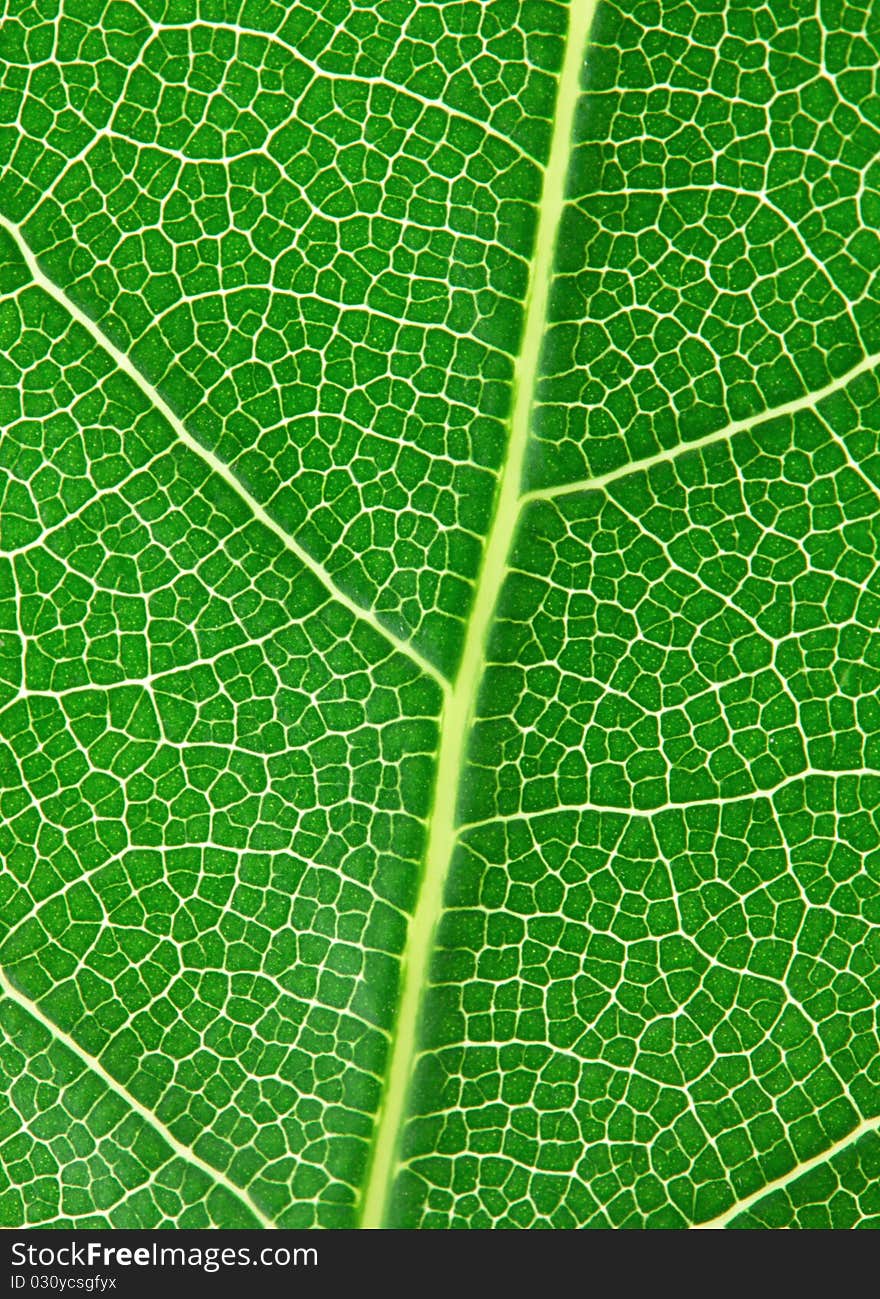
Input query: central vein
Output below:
<box><xmin>357</xmin><ymin>0</ymin><xmax>599</xmax><ymax>1228</ymax></box>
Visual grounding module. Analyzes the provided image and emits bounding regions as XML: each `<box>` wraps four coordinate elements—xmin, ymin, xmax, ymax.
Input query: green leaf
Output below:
<box><xmin>2</xmin><ymin>0</ymin><xmax>880</xmax><ymax>1230</ymax></box>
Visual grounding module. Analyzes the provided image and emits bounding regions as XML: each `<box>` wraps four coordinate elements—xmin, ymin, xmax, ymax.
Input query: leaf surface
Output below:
<box><xmin>2</xmin><ymin>0</ymin><xmax>880</xmax><ymax>1230</ymax></box>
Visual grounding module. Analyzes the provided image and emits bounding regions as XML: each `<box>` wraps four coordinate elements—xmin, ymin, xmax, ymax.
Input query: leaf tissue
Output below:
<box><xmin>2</xmin><ymin>0</ymin><xmax>880</xmax><ymax>1230</ymax></box>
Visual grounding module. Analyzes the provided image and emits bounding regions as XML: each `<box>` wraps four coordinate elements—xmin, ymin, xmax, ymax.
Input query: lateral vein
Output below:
<box><xmin>0</xmin><ymin>215</ymin><xmax>449</xmax><ymax>694</ymax></box>
<box><xmin>456</xmin><ymin>765</ymin><xmax>880</xmax><ymax>833</ymax></box>
<box><xmin>522</xmin><ymin>348</ymin><xmax>880</xmax><ymax>505</ymax></box>
<box><xmin>356</xmin><ymin>0</ymin><xmax>600</xmax><ymax>1229</ymax></box>
<box><xmin>694</xmin><ymin>1114</ymin><xmax>880</xmax><ymax>1229</ymax></box>
<box><xmin>0</xmin><ymin>967</ymin><xmax>276</xmax><ymax>1229</ymax></box>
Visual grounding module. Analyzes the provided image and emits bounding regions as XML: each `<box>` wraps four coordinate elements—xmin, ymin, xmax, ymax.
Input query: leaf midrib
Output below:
<box><xmin>355</xmin><ymin>0</ymin><xmax>601</xmax><ymax>1229</ymax></box>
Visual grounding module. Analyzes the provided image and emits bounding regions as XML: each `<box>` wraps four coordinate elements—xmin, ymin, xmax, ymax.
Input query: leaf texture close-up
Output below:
<box><xmin>2</xmin><ymin>0</ymin><xmax>880</xmax><ymax>1230</ymax></box>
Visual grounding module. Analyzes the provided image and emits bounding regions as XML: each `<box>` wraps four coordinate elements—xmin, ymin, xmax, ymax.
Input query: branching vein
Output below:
<box><xmin>0</xmin><ymin>215</ymin><xmax>449</xmax><ymax>694</ymax></box>
<box><xmin>0</xmin><ymin>968</ymin><xmax>275</xmax><ymax>1230</ymax></box>
<box><xmin>694</xmin><ymin>1115</ymin><xmax>880</xmax><ymax>1230</ymax></box>
<box><xmin>522</xmin><ymin>348</ymin><xmax>880</xmax><ymax>506</ymax></box>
